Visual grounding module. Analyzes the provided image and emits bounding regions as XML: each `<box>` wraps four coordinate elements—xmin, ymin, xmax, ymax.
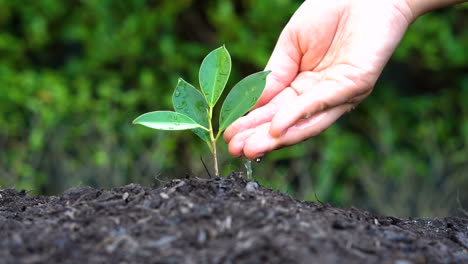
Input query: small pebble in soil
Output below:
<box><xmin>197</xmin><ymin>230</ymin><xmax>207</xmax><ymax>244</ymax></box>
<box><xmin>122</xmin><ymin>192</ymin><xmax>129</xmax><ymax>201</ymax></box>
<box><xmin>245</xmin><ymin>182</ymin><xmax>259</xmax><ymax>192</ymax></box>
<box><xmin>394</xmin><ymin>260</ymin><xmax>413</xmax><ymax>264</ymax></box>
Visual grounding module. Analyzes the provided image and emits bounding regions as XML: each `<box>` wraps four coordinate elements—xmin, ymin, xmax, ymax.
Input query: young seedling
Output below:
<box><xmin>133</xmin><ymin>46</ymin><xmax>270</xmax><ymax>177</ymax></box>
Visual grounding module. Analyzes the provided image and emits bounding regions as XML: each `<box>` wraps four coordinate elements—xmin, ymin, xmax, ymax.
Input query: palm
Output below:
<box><xmin>225</xmin><ymin>0</ymin><xmax>412</xmax><ymax>159</ymax></box>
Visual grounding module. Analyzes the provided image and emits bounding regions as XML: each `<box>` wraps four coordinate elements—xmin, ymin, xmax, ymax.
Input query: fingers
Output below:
<box><xmin>253</xmin><ymin>25</ymin><xmax>301</xmax><ymax>108</ymax></box>
<box><xmin>228</xmin><ymin>103</ymin><xmax>354</xmax><ymax>159</ymax></box>
<box><xmin>269</xmin><ymin>70</ymin><xmax>371</xmax><ymax>137</ymax></box>
<box><xmin>224</xmin><ymin>28</ymin><xmax>301</xmax><ymax>144</ymax></box>
<box><xmin>226</xmin><ymin>68</ymin><xmax>372</xmax><ymax>157</ymax></box>
<box><xmin>227</xmin><ymin>123</ymin><xmax>276</xmax><ymax>158</ymax></box>
<box><xmin>223</xmin><ymin>106</ymin><xmax>277</xmax><ymax>144</ymax></box>
<box><xmin>269</xmin><ymin>80</ymin><xmax>339</xmax><ymax>137</ymax></box>
<box><xmin>224</xmin><ymin>87</ymin><xmax>299</xmax><ymax>143</ymax></box>
<box><xmin>277</xmin><ymin>103</ymin><xmax>353</xmax><ymax>146</ymax></box>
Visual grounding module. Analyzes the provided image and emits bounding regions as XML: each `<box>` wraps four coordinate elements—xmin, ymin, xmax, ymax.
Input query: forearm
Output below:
<box><xmin>406</xmin><ymin>0</ymin><xmax>467</xmax><ymax>18</ymax></box>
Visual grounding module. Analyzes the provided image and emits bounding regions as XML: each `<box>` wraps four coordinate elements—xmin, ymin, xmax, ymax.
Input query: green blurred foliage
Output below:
<box><xmin>0</xmin><ymin>0</ymin><xmax>466</xmax><ymax>217</ymax></box>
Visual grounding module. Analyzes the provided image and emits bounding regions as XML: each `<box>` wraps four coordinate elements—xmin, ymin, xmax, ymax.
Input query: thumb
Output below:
<box><xmin>254</xmin><ymin>28</ymin><xmax>300</xmax><ymax>108</ymax></box>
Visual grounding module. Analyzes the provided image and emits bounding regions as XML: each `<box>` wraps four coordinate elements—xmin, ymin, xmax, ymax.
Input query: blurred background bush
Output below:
<box><xmin>0</xmin><ymin>0</ymin><xmax>467</xmax><ymax>217</ymax></box>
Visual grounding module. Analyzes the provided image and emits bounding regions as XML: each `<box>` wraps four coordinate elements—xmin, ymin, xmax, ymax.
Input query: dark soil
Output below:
<box><xmin>1</xmin><ymin>173</ymin><xmax>467</xmax><ymax>264</ymax></box>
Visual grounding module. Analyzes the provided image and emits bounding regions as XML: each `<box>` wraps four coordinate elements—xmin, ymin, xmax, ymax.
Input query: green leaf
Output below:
<box><xmin>199</xmin><ymin>46</ymin><xmax>231</xmax><ymax>107</ymax></box>
<box><xmin>173</xmin><ymin>78</ymin><xmax>211</xmax><ymax>143</ymax></box>
<box><xmin>219</xmin><ymin>71</ymin><xmax>271</xmax><ymax>132</ymax></box>
<box><xmin>133</xmin><ymin>111</ymin><xmax>207</xmax><ymax>131</ymax></box>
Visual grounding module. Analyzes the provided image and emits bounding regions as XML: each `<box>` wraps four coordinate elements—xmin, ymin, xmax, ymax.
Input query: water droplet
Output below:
<box><xmin>175</xmin><ymin>91</ymin><xmax>180</xmax><ymax>97</ymax></box>
<box><xmin>254</xmin><ymin>157</ymin><xmax>263</xmax><ymax>163</ymax></box>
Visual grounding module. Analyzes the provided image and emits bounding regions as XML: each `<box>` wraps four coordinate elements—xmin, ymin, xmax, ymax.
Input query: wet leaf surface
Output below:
<box><xmin>173</xmin><ymin>79</ymin><xmax>210</xmax><ymax>143</ymax></box>
<box><xmin>199</xmin><ymin>46</ymin><xmax>231</xmax><ymax>107</ymax></box>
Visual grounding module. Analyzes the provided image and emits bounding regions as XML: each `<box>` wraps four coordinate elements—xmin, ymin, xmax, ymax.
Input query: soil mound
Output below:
<box><xmin>1</xmin><ymin>173</ymin><xmax>467</xmax><ymax>263</ymax></box>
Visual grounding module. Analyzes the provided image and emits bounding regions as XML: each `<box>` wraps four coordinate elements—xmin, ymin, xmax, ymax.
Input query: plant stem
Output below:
<box><xmin>208</xmin><ymin>106</ymin><xmax>219</xmax><ymax>177</ymax></box>
<box><xmin>211</xmin><ymin>139</ymin><xmax>219</xmax><ymax>177</ymax></box>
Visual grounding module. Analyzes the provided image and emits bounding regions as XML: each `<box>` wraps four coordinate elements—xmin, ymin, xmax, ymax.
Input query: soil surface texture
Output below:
<box><xmin>1</xmin><ymin>172</ymin><xmax>467</xmax><ymax>264</ymax></box>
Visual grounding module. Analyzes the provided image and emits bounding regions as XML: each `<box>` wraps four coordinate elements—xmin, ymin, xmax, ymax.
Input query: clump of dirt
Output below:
<box><xmin>1</xmin><ymin>172</ymin><xmax>467</xmax><ymax>263</ymax></box>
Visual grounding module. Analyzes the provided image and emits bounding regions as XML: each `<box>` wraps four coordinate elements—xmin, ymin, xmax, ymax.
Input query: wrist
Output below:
<box><xmin>404</xmin><ymin>0</ymin><xmax>467</xmax><ymax>20</ymax></box>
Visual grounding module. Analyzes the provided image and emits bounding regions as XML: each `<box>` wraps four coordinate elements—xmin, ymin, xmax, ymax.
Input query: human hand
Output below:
<box><xmin>224</xmin><ymin>0</ymin><xmax>414</xmax><ymax>159</ymax></box>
